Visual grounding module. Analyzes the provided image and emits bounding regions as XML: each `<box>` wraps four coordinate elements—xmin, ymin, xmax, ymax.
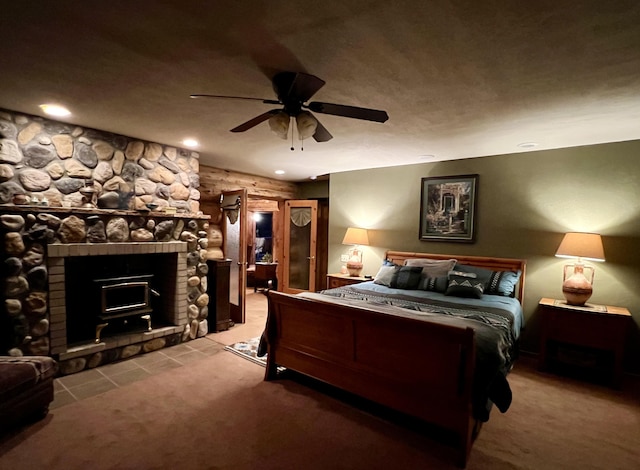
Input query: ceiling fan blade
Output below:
<box><xmin>307</xmin><ymin>102</ymin><xmax>389</xmax><ymax>123</ymax></box>
<box><xmin>230</xmin><ymin>109</ymin><xmax>281</xmax><ymax>132</ymax></box>
<box><xmin>312</xmin><ymin>117</ymin><xmax>333</xmax><ymax>142</ymax></box>
<box><xmin>273</xmin><ymin>72</ymin><xmax>325</xmax><ymax>103</ymax></box>
<box><xmin>190</xmin><ymin>94</ymin><xmax>281</xmax><ymax>105</ymax></box>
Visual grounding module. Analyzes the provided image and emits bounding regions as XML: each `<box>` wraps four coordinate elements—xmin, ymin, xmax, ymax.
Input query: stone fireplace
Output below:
<box><xmin>0</xmin><ymin>108</ymin><xmax>215</xmax><ymax>375</ymax></box>
<box><xmin>1</xmin><ymin>207</ymin><xmax>211</xmax><ymax>375</ymax></box>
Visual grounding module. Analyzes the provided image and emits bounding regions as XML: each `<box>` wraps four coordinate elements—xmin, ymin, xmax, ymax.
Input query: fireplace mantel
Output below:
<box><xmin>0</xmin><ymin>205</ymin><xmax>210</xmax><ymax>220</ymax></box>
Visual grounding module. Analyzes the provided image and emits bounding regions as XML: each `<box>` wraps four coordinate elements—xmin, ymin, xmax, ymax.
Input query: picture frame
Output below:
<box><xmin>419</xmin><ymin>174</ymin><xmax>478</xmax><ymax>242</ymax></box>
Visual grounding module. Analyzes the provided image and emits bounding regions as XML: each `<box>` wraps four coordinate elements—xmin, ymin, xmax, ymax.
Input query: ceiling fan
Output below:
<box><xmin>190</xmin><ymin>71</ymin><xmax>389</xmax><ymax>144</ymax></box>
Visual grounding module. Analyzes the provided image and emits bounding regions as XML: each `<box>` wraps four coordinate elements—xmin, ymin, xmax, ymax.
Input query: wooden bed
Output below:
<box><xmin>264</xmin><ymin>251</ymin><xmax>526</xmax><ymax>467</ymax></box>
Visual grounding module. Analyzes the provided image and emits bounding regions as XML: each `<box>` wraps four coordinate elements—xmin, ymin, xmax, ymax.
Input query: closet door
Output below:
<box><xmin>282</xmin><ymin>200</ymin><xmax>317</xmax><ymax>293</ymax></box>
<box><xmin>221</xmin><ymin>189</ymin><xmax>247</xmax><ymax>323</ymax></box>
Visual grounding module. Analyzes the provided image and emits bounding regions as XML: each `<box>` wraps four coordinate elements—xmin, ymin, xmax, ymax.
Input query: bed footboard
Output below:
<box><xmin>265</xmin><ymin>290</ymin><xmax>477</xmax><ymax>467</ymax></box>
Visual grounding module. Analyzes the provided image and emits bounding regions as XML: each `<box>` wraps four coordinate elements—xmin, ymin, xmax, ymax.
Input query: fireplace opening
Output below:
<box><xmin>64</xmin><ymin>253</ymin><xmax>179</xmax><ymax>345</ymax></box>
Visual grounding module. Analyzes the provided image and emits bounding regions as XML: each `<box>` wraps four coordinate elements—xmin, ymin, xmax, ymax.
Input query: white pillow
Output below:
<box><xmin>373</xmin><ymin>265</ymin><xmax>397</xmax><ymax>286</ymax></box>
<box><xmin>403</xmin><ymin>258</ymin><xmax>457</xmax><ymax>278</ymax></box>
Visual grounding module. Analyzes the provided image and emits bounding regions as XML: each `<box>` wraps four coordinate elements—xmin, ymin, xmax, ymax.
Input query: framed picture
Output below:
<box><xmin>419</xmin><ymin>174</ymin><xmax>478</xmax><ymax>242</ymax></box>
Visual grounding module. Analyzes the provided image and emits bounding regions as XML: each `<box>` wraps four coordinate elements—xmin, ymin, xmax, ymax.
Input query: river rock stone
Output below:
<box><xmin>154</xmin><ymin>220</ymin><xmax>174</xmax><ymax>241</ymax></box>
<box><xmin>19</xmin><ymin>168</ymin><xmax>52</xmax><ymax>191</ymax></box>
<box><xmin>188</xmin><ymin>304</ymin><xmax>199</xmax><ymax>319</ymax></box>
<box><xmin>159</xmin><ymin>156</ymin><xmax>180</xmax><ymax>174</ymax></box>
<box><xmin>170</xmin><ymin>182</ymin><xmax>190</xmax><ymax>200</ymax></box>
<box><xmin>5</xmin><ymin>298</ymin><xmax>22</xmax><ymax>316</ymax></box>
<box><xmin>197</xmin><ymin>319</ymin><xmax>208</xmax><ymax>337</ymax></box>
<box><xmin>112</xmin><ymin>150</ymin><xmax>125</xmax><ymax>174</ymax></box>
<box><xmin>37</xmin><ymin>213</ymin><xmax>61</xmax><ymax>230</ymax></box>
<box><xmin>86</xmin><ymin>219</ymin><xmax>107</xmax><ymax>243</ymax></box>
<box><xmin>24</xmin><ymin>291</ymin><xmax>47</xmax><ymax>315</ymax></box>
<box><xmin>195</xmin><ymin>293</ymin><xmax>209</xmax><ymax>308</ymax></box>
<box><xmin>18</xmin><ymin>122</ymin><xmax>42</xmax><ymax>145</ymax></box>
<box><xmin>74</xmin><ymin>142</ymin><xmax>98</xmax><ymax>168</ymax></box>
<box><xmin>52</xmin><ymin>134</ymin><xmax>73</xmax><ymax>158</ymax></box>
<box><xmin>125</xmin><ymin>141</ymin><xmax>144</xmax><ymax>160</ymax></box>
<box><xmin>130</xmin><ymin>228</ymin><xmax>154</xmax><ymax>241</ymax></box>
<box><xmin>59</xmin><ymin>215</ymin><xmax>86</xmax><ymax>243</ymax></box>
<box><xmin>5</xmin><ymin>276</ymin><xmax>29</xmax><ymax>297</ymax></box>
<box><xmin>1</xmin><ymin>214</ymin><xmax>25</xmax><ymax>231</ymax></box>
<box><xmin>65</xmin><ymin>158</ymin><xmax>92</xmax><ymax>178</ymax></box>
<box><xmin>27</xmin><ymin>336</ymin><xmax>49</xmax><ymax>356</ymax></box>
<box><xmin>55</xmin><ymin>177</ymin><xmax>85</xmax><ymax>194</ymax></box>
<box><xmin>22</xmin><ymin>244</ymin><xmax>45</xmax><ymax>268</ymax></box>
<box><xmin>188</xmin><ymin>276</ymin><xmax>200</xmax><ymax>287</ymax></box>
<box><xmin>31</xmin><ymin>318</ymin><xmax>50</xmax><ymax>337</ymax></box>
<box><xmin>135</xmin><ymin>177</ymin><xmax>157</xmax><ymax>195</ymax></box>
<box><xmin>144</xmin><ymin>142</ymin><xmax>163</xmax><ymax>161</ymax></box>
<box><xmin>59</xmin><ymin>358</ymin><xmax>86</xmax><ymax>375</ymax></box>
<box><xmin>120</xmin><ymin>344</ymin><xmax>142</xmax><ymax>359</ymax></box>
<box><xmin>46</xmin><ymin>161</ymin><xmax>65</xmax><ymax>179</ymax></box>
<box><xmin>148</xmin><ymin>165</ymin><xmax>175</xmax><ymax>184</ymax></box>
<box><xmin>27</xmin><ymin>266</ymin><xmax>48</xmax><ymax>290</ymax></box>
<box><xmin>142</xmin><ymin>337</ymin><xmax>166</xmax><ymax>352</ymax></box>
<box><xmin>0</xmin><ymin>163</ymin><xmax>14</xmax><ymax>181</ymax></box>
<box><xmin>0</xmin><ymin>139</ymin><xmax>23</xmax><ymax>163</ymax></box>
<box><xmin>5</xmin><ymin>232</ymin><xmax>25</xmax><ymax>255</ymax></box>
<box><xmin>23</xmin><ymin>143</ymin><xmax>57</xmax><ymax>168</ymax></box>
<box><xmin>4</xmin><ymin>257</ymin><xmax>22</xmax><ymax>276</ymax></box>
<box><xmin>106</xmin><ymin>217</ymin><xmax>129</xmax><ymax>242</ymax></box>
<box><xmin>93</xmin><ymin>141</ymin><xmax>114</xmax><ymax>161</ymax></box>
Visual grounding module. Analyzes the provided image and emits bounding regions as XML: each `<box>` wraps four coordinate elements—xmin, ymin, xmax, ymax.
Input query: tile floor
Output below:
<box><xmin>51</xmin><ymin>337</ymin><xmax>228</xmax><ymax>409</ymax></box>
<box><xmin>52</xmin><ymin>290</ymin><xmax>269</xmax><ymax>410</ymax></box>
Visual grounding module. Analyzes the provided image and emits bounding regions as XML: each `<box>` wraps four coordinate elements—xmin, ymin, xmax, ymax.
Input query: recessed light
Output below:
<box><xmin>39</xmin><ymin>104</ymin><xmax>71</xmax><ymax>117</ymax></box>
<box><xmin>418</xmin><ymin>154</ymin><xmax>435</xmax><ymax>160</ymax></box>
<box><xmin>274</xmin><ymin>170</ymin><xmax>285</xmax><ymax>175</ymax></box>
<box><xmin>183</xmin><ymin>138</ymin><xmax>199</xmax><ymax>147</ymax></box>
<box><xmin>309</xmin><ymin>176</ymin><xmax>317</xmax><ymax>180</ymax></box>
<box><xmin>517</xmin><ymin>142</ymin><xmax>539</xmax><ymax>149</ymax></box>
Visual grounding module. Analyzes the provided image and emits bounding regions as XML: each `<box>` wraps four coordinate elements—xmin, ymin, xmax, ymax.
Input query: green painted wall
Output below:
<box><xmin>328</xmin><ymin>140</ymin><xmax>640</xmax><ymax>371</ymax></box>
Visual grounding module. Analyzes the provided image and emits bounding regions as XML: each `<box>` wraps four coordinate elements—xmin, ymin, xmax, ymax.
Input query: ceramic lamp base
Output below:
<box><xmin>346</xmin><ymin>261</ymin><xmax>363</xmax><ymax>277</ymax></box>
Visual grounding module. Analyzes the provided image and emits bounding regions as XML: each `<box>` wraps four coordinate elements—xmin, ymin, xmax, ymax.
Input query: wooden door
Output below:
<box><xmin>282</xmin><ymin>200</ymin><xmax>318</xmax><ymax>293</ymax></box>
<box><xmin>221</xmin><ymin>189</ymin><xmax>247</xmax><ymax>323</ymax></box>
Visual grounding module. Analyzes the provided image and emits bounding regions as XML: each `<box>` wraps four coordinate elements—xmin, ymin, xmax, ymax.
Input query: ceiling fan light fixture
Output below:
<box><xmin>296</xmin><ymin>111</ymin><xmax>318</xmax><ymax>140</ymax></box>
<box><xmin>268</xmin><ymin>111</ymin><xmax>290</xmax><ymax>139</ymax></box>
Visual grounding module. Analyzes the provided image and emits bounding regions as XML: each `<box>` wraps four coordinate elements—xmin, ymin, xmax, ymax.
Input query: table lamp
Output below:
<box><xmin>342</xmin><ymin>227</ymin><xmax>369</xmax><ymax>276</ymax></box>
<box><xmin>555</xmin><ymin>232</ymin><xmax>605</xmax><ymax>306</ymax></box>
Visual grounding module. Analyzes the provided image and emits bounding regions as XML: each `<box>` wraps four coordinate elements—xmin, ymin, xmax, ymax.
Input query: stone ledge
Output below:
<box><xmin>0</xmin><ymin>204</ymin><xmax>210</xmax><ymax>220</ymax></box>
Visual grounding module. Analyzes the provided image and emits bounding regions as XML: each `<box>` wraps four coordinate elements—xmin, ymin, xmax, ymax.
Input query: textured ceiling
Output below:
<box><xmin>1</xmin><ymin>1</ymin><xmax>640</xmax><ymax>181</ymax></box>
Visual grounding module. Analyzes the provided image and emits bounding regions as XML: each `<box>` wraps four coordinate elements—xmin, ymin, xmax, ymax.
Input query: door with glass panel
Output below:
<box><xmin>221</xmin><ymin>189</ymin><xmax>247</xmax><ymax>323</ymax></box>
<box><xmin>282</xmin><ymin>200</ymin><xmax>317</xmax><ymax>293</ymax></box>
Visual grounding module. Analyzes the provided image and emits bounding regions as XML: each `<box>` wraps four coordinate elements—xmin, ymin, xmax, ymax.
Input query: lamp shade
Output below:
<box><xmin>268</xmin><ymin>111</ymin><xmax>290</xmax><ymax>139</ymax></box>
<box><xmin>342</xmin><ymin>227</ymin><xmax>369</xmax><ymax>246</ymax></box>
<box><xmin>555</xmin><ymin>232</ymin><xmax>605</xmax><ymax>262</ymax></box>
<box><xmin>296</xmin><ymin>111</ymin><xmax>318</xmax><ymax>140</ymax></box>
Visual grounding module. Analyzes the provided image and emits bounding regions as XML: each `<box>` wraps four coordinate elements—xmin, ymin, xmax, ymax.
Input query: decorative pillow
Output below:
<box><xmin>453</xmin><ymin>264</ymin><xmax>522</xmax><ymax>297</ymax></box>
<box><xmin>390</xmin><ymin>266</ymin><xmax>423</xmax><ymax>290</ymax></box>
<box><xmin>418</xmin><ymin>275</ymin><xmax>449</xmax><ymax>293</ymax></box>
<box><xmin>403</xmin><ymin>258</ymin><xmax>457</xmax><ymax>278</ymax></box>
<box><xmin>445</xmin><ymin>273</ymin><xmax>485</xmax><ymax>299</ymax></box>
<box><xmin>373</xmin><ymin>264</ymin><xmax>398</xmax><ymax>287</ymax></box>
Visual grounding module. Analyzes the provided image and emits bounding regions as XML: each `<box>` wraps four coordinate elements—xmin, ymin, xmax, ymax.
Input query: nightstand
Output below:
<box><xmin>538</xmin><ymin>298</ymin><xmax>631</xmax><ymax>388</ymax></box>
<box><xmin>326</xmin><ymin>273</ymin><xmax>368</xmax><ymax>289</ymax></box>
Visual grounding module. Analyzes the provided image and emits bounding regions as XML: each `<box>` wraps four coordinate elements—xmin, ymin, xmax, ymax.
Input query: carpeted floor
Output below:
<box><xmin>0</xmin><ymin>349</ymin><xmax>638</xmax><ymax>470</ymax></box>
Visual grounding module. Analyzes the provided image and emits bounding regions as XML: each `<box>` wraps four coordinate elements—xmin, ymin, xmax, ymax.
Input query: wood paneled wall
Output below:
<box><xmin>199</xmin><ymin>165</ymin><xmax>299</xmax><ymax>202</ymax></box>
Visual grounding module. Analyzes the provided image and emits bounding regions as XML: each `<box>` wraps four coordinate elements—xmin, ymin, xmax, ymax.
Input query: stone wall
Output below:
<box><xmin>1</xmin><ymin>207</ymin><xmax>210</xmax><ymax>374</ymax></box>
<box><xmin>0</xmin><ymin>108</ymin><xmax>200</xmax><ymax>213</ymax></box>
<box><xmin>0</xmin><ymin>108</ymin><xmax>212</xmax><ymax>374</ymax></box>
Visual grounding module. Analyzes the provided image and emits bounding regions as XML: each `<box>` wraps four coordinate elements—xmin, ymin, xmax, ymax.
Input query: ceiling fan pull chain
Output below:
<box><xmin>291</xmin><ymin>118</ymin><xmax>295</xmax><ymax>151</ymax></box>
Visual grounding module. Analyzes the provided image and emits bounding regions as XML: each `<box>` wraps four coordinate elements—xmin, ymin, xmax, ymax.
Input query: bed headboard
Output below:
<box><xmin>385</xmin><ymin>251</ymin><xmax>527</xmax><ymax>305</ymax></box>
